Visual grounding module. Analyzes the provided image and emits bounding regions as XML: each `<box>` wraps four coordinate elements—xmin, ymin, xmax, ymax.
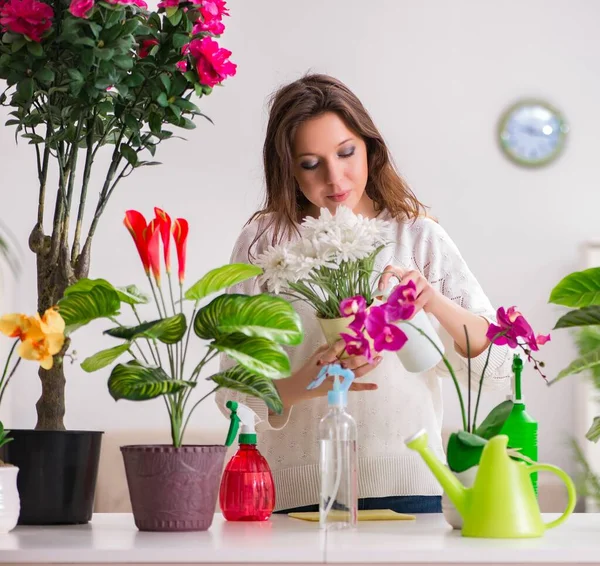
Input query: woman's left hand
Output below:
<box><xmin>378</xmin><ymin>265</ymin><xmax>441</xmax><ymax>315</ymax></box>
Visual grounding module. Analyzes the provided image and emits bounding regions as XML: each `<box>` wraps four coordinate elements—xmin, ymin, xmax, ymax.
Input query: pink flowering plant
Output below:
<box><xmin>339</xmin><ymin>283</ymin><xmax>550</xmax><ymax>472</ymax></box>
<box><xmin>0</xmin><ymin>0</ymin><xmax>236</xmax><ymax>431</ymax></box>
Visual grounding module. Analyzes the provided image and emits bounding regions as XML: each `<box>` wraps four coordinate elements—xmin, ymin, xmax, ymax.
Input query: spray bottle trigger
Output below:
<box><xmin>225</xmin><ymin>400</ymin><xmax>240</xmax><ymax>447</ymax></box>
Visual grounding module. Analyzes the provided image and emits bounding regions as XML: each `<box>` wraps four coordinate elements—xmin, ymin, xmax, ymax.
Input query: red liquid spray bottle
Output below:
<box><xmin>219</xmin><ymin>401</ymin><xmax>275</xmax><ymax>521</ymax></box>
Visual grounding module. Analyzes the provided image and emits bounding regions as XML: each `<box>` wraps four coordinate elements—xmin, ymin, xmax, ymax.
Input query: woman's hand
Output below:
<box><xmin>274</xmin><ymin>340</ymin><xmax>381</xmax><ymax>410</ymax></box>
<box><xmin>378</xmin><ymin>264</ymin><xmax>441</xmax><ymax>316</ymax></box>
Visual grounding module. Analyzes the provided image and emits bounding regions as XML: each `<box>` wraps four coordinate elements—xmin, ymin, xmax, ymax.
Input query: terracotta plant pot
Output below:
<box><xmin>0</xmin><ymin>465</ymin><xmax>19</xmax><ymax>533</ymax></box>
<box><xmin>121</xmin><ymin>444</ymin><xmax>227</xmax><ymax>532</ymax></box>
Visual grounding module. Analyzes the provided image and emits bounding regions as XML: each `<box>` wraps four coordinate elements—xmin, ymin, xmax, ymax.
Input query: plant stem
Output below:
<box><xmin>108</xmin><ymin>316</ymin><xmax>149</xmax><ymax>364</ymax></box>
<box><xmin>404</xmin><ymin>320</ymin><xmax>468</xmax><ymax>431</ymax></box>
<box><xmin>0</xmin><ymin>356</ymin><xmax>21</xmax><ymax>408</ymax></box>
<box><xmin>36</xmin><ymin>124</ymin><xmax>51</xmax><ymax>226</ymax></box>
<box><xmin>131</xmin><ymin>305</ymin><xmax>159</xmax><ymax>366</ymax></box>
<box><xmin>465</xmin><ymin>325</ymin><xmax>471</xmax><ymax>433</ymax></box>
<box><xmin>0</xmin><ymin>340</ymin><xmax>19</xmax><ymax>401</ymax></box>
<box><xmin>180</xmin><ymin>385</ymin><xmax>220</xmax><ymax>442</ymax></box>
<box><xmin>472</xmin><ymin>331</ymin><xmax>505</xmax><ymax>432</ymax></box>
<box><xmin>72</xmin><ymin>113</ymin><xmax>95</xmax><ymax>262</ymax></box>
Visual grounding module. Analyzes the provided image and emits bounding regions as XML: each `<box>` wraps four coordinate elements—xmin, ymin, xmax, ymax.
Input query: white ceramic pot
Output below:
<box><xmin>0</xmin><ymin>465</ymin><xmax>19</xmax><ymax>533</ymax></box>
<box><xmin>394</xmin><ymin>310</ymin><xmax>444</xmax><ymax>373</ymax></box>
<box><xmin>441</xmin><ymin>465</ymin><xmax>478</xmax><ymax>530</ymax></box>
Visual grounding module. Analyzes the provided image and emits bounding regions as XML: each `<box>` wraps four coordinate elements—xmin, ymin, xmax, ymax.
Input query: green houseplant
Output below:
<box><xmin>0</xmin><ymin>0</ymin><xmax>236</xmax><ymax>524</ymax></box>
<box><xmin>60</xmin><ymin>206</ymin><xmax>303</xmax><ymax>531</ymax></box>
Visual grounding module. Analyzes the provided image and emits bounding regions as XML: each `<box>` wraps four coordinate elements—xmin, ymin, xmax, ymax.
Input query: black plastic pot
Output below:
<box><xmin>0</xmin><ymin>430</ymin><xmax>103</xmax><ymax>525</ymax></box>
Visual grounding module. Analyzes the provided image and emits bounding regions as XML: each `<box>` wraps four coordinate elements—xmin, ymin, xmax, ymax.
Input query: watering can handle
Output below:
<box><xmin>527</xmin><ymin>463</ymin><xmax>576</xmax><ymax>530</ymax></box>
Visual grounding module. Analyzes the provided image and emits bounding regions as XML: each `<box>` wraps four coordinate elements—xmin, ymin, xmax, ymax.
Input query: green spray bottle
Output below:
<box><xmin>500</xmin><ymin>353</ymin><xmax>539</xmax><ymax>495</ymax></box>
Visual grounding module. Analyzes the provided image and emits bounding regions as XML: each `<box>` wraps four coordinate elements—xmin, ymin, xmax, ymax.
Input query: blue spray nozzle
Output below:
<box><xmin>306</xmin><ymin>363</ymin><xmax>355</xmax><ymax>406</ymax></box>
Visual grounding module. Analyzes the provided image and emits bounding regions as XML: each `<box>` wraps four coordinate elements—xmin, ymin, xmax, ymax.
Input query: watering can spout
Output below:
<box><xmin>405</xmin><ymin>430</ymin><xmax>468</xmax><ymax>517</ymax></box>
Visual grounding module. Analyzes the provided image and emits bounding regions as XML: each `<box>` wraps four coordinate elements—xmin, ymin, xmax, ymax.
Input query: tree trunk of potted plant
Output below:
<box><xmin>0</xmin><ymin>0</ymin><xmax>237</xmax><ymax>524</ymax></box>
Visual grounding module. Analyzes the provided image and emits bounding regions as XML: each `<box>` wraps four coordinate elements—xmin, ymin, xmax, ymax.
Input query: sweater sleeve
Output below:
<box><xmin>213</xmin><ymin>219</ymin><xmax>294</xmax><ymax>431</ymax></box>
<box><xmin>411</xmin><ymin>218</ymin><xmax>512</xmax><ymax>391</ymax></box>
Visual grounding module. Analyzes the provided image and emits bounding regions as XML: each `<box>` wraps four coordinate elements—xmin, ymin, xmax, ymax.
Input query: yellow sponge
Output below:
<box><xmin>288</xmin><ymin>509</ymin><xmax>416</xmax><ymax>522</ymax></box>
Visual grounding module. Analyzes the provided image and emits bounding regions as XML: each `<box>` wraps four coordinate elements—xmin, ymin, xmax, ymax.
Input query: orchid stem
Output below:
<box><xmin>472</xmin><ymin>331</ymin><xmax>506</xmax><ymax>432</ymax></box>
<box><xmin>465</xmin><ymin>325</ymin><xmax>471</xmax><ymax>433</ymax></box>
<box><xmin>0</xmin><ymin>340</ymin><xmax>19</xmax><ymax>404</ymax></box>
<box><xmin>404</xmin><ymin>321</ymin><xmax>468</xmax><ymax>432</ymax></box>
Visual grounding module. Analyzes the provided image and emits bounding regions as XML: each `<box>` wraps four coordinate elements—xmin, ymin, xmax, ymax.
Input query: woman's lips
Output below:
<box><xmin>327</xmin><ymin>191</ymin><xmax>350</xmax><ymax>203</ymax></box>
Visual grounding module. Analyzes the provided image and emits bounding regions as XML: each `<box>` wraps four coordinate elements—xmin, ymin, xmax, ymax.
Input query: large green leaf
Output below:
<box><xmin>549</xmin><ymin>268</ymin><xmax>600</xmax><ymax>307</ymax></box>
<box><xmin>184</xmin><ymin>263</ymin><xmax>262</xmax><ymax>303</ymax></box>
<box><xmin>586</xmin><ymin>416</ymin><xmax>600</xmax><ymax>443</ymax></box>
<box><xmin>550</xmin><ymin>347</ymin><xmax>600</xmax><ymax>385</ymax></box>
<box><xmin>105</xmin><ymin>313</ymin><xmax>186</xmax><ymax>344</ymax></box>
<box><xmin>475</xmin><ymin>400</ymin><xmax>514</xmax><ymax>439</ymax></box>
<box><xmin>108</xmin><ymin>361</ymin><xmax>195</xmax><ymax>401</ymax></box>
<box><xmin>115</xmin><ymin>285</ymin><xmax>150</xmax><ymax>305</ymax></box>
<box><xmin>574</xmin><ymin>327</ymin><xmax>600</xmax><ymax>390</ymax></box>
<box><xmin>212</xmin><ymin>335</ymin><xmax>290</xmax><ymax>379</ymax></box>
<box><xmin>81</xmin><ymin>342</ymin><xmax>131</xmax><ymax>373</ymax></box>
<box><xmin>446</xmin><ymin>431</ymin><xmax>487</xmax><ymax>473</ymax></box>
<box><xmin>554</xmin><ymin>306</ymin><xmax>600</xmax><ymax>329</ymax></box>
<box><xmin>58</xmin><ymin>287</ymin><xmax>121</xmax><ymax>333</ymax></box>
<box><xmin>209</xmin><ymin>364</ymin><xmax>282</xmax><ymax>414</ymax></box>
<box><xmin>194</xmin><ymin>294</ymin><xmax>303</xmax><ymax>346</ymax></box>
<box><xmin>65</xmin><ymin>278</ymin><xmax>150</xmax><ymax>306</ymax></box>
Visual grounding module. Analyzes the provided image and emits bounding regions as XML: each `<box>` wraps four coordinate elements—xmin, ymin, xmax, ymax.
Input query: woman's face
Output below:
<box><xmin>292</xmin><ymin>112</ymin><xmax>373</xmax><ymax>218</ymax></box>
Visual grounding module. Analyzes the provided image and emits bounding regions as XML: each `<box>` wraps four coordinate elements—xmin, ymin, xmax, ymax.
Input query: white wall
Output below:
<box><xmin>1</xmin><ymin>0</ymin><xmax>599</xmax><ymax>473</ymax></box>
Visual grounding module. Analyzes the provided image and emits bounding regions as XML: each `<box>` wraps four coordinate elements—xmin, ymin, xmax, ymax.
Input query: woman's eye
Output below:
<box><xmin>339</xmin><ymin>147</ymin><xmax>355</xmax><ymax>158</ymax></box>
<box><xmin>300</xmin><ymin>161</ymin><xmax>319</xmax><ymax>170</ymax></box>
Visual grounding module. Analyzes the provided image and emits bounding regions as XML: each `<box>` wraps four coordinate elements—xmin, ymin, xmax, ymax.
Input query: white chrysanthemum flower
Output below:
<box><xmin>256</xmin><ymin>244</ymin><xmax>297</xmax><ymax>294</ymax></box>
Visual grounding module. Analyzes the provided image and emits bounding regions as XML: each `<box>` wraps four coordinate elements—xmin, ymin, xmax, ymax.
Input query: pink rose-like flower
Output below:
<box><xmin>106</xmin><ymin>0</ymin><xmax>147</xmax><ymax>8</ymax></box>
<box><xmin>175</xmin><ymin>60</ymin><xmax>188</xmax><ymax>72</ymax></box>
<box><xmin>365</xmin><ymin>306</ymin><xmax>408</xmax><ymax>353</ymax></box>
<box><xmin>0</xmin><ymin>0</ymin><xmax>53</xmax><ymax>42</ymax></box>
<box><xmin>139</xmin><ymin>38</ymin><xmax>158</xmax><ymax>58</ymax></box>
<box><xmin>340</xmin><ymin>331</ymin><xmax>371</xmax><ymax>361</ymax></box>
<box><xmin>187</xmin><ymin>36</ymin><xmax>236</xmax><ymax>88</ymax></box>
<box><xmin>199</xmin><ymin>0</ymin><xmax>228</xmax><ymax>20</ymax></box>
<box><xmin>69</xmin><ymin>0</ymin><xmax>93</xmax><ymax>18</ymax></box>
<box><xmin>157</xmin><ymin>0</ymin><xmax>178</xmax><ymax>8</ymax></box>
<box><xmin>192</xmin><ymin>18</ymin><xmax>224</xmax><ymax>35</ymax></box>
<box><xmin>384</xmin><ymin>280</ymin><xmax>417</xmax><ymax>322</ymax></box>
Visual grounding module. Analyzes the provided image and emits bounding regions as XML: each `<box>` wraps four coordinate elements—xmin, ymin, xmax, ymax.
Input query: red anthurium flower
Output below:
<box><xmin>146</xmin><ymin>219</ymin><xmax>162</xmax><ymax>285</ymax></box>
<box><xmin>365</xmin><ymin>305</ymin><xmax>408</xmax><ymax>352</ymax></box>
<box><xmin>384</xmin><ymin>280</ymin><xmax>417</xmax><ymax>322</ymax></box>
<box><xmin>154</xmin><ymin>207</ymin><xmax>172</xmax><ymax>274</ymax></box>
<box><xmin>173</xmin><ymin>218</ymin><xmax>188</xmax><ymax>283</ymax></box>
<box><xmin>340</xmin><ymin>331</ymin><xmax>372</xmax><ymax>362</ymax></box>
<box><xmin>124</xmin><ymin>210</ymin><xmax>150</xmax><ymax>274</ymax></box>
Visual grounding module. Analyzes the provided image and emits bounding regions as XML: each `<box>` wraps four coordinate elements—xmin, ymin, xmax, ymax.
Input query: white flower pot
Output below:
<box><xmin>393</xmin><ymin>310</ymin><xmax>444</xmax><ymax>373</ymax></box>
<box><xmin>0</xmin><ymin>465</ymin><xmax>19</xmax><ymax>533</ymax></box>
<box><xmin>442</xmin><ymin>465</ymin><xmax>478</xmax><ymax>530</ymax></box>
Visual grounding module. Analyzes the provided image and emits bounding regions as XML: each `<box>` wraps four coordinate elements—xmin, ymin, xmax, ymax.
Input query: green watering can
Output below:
<box><xmin>406</xmin><ymin>430</ymin><xmax>576</xmax><ymax>538</ymax></box>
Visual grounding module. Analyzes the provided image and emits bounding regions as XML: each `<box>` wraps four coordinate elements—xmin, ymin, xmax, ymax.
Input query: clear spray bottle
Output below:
<box><xmin>313</xmin><ymin>365</ymin><xmax>358</xmax><ymax>530</ymax></box>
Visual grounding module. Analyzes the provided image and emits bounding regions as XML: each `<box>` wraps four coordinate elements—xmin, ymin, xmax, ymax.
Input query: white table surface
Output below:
<box><xmin>0</xmin><ymin>513</ymin><xmax>598</xmax><ymax>565</ymax></box>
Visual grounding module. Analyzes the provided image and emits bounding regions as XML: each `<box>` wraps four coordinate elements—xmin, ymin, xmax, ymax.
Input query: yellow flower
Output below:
<box><xmin>1</xmin><ymin>308</ymin><xmax>65</xmax><ymax>370</ymax></box>
<box><xmin>0</xmin><ymin>313</ymin><xmax>31</xmax><ymax>339</ymax></box>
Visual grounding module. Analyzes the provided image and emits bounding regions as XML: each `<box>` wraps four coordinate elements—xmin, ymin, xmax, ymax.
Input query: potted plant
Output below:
<box><xmin>0</xmin><ymin>305</ymin><xmax>67</xmax><ymax>531</ymax></box>
<box><xmin>0</xmin><ymin>0</ymin><xmax>236</xmax><ymax>523</ymax></box>
<box><xmin>256</xmin><ymin>206</ymin><xmax>444</xmax><ymax>373</ymax></box>
<box><xmin>336</xmin><ymin>289</ymin><xmax>550</xmax><ymax>528</ymax></box>
<box><xmin>62</xmin><ymin>207</ymin><xmax>303</xmax><ymax>531</ymax></box>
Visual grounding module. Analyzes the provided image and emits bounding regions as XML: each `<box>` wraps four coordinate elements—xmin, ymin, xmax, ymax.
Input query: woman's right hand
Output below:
<box><xmin>275</xmin><ymin>340</ymin><xmax>382</xmax><ymax>410</ymax></box>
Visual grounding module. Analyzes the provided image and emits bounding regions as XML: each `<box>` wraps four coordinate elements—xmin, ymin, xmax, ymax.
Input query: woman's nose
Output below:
<box><xmin>325</xmin><ymin>161</ymin><xmax>343</xmax><ymax>185</ymax></box>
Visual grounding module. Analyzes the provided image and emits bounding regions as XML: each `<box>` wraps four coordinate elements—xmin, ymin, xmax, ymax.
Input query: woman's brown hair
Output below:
<box><xmin>248</xmin><ymin>73</ymin><xmax>427</xmax><ymax>253</ymax></box>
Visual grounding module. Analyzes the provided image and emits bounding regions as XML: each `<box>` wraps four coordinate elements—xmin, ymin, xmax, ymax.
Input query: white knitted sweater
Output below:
<box><xmin>215</xmin><ymin>211</ymin><xmax>512</xmax><ymax>511</ymax></box>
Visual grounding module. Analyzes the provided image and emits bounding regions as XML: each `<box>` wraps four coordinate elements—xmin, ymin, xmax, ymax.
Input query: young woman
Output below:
<box><xmin>215</xmin><ymin>73</ymin><xmax>511</xmax><ymax>514</ymax></box>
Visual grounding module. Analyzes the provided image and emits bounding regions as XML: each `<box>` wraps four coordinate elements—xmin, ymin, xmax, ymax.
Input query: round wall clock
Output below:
<box><xmin>498</xmin><ymin>100</ymin><xmax>568</xmax><ymax>167</ymax></box>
